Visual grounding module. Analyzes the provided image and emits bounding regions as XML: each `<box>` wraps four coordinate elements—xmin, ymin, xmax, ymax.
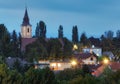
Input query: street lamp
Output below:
<box><xmin>71</xmin><ymin>60</ymin><xmax>77</xmax><ymax>67</ymax></box>
<box><xmin>73</xmin><ymin>44</ymin><xmax>78</xmax><ymax>50</ymax></box>
<box><xmin>103</xmin><ymin>58</ymin><xmax>109</xmax><ymax>65</ymax></box>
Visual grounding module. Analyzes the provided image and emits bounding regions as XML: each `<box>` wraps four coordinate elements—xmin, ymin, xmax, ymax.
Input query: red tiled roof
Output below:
<box><xmin>109</xmin><ymin>62</ymin><xmax>120</xmax><ymax>71</ymax></box>
<box><xmin>21</xmin><ymin>38</ymin><xmax>37</xmax><ymax>51</ymax></box>
<box><xmin>92</xmin><ymin>65</ymin><xmax>105</xmax><ymax>77</ymax></box>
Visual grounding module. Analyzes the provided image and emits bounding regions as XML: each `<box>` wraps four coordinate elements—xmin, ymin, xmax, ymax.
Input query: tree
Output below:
<box><xmin>47</xmin><ymin>38</ymin><xmax>62</xmax><ymax>59</ymax></box>
<box><xmin>72</xmin><ymin>25</ymin><xmax>78</xmax><ymax>43</ymax></box>
<box><xmin>62</xmin><ymin>38</ymin><xmax>73</xmax><ymax>58</ymax></box>
<box><xmin>0</xmin><ymin>24</ymin><xmax>11</xmax><ymax>57</ymax></box>
<box><xmin>24</xmin><ymin>67</ymin><xmax>55</xmax><ymax>84</ymax></box>
<box><xmin>104</xmin><ymin>30</ymin><xmax>114</xmax><ymax>40</ymax></box>
<box><xmin>58</xmin><ymin>25</ymin><xmax>63</xmax><ymax>38</ymax></box>
<box><xmin>11</xmin><ymin>30</ymin><xmax>19</xmax><ymax>57</ymax></box>
<box><xmin>100</xmin><ymin>34</ymin><xmax>114</xmax><ymax>51</ymax></box>
<box><xmin>89</xmin><ymin>36</ymin><xmax>100</xmax><ymax>47</ymax></box>
<box><xmin>80</xmin><ymin>32</ymin><xmax>90</xmax><ymax>47</ymax></box>
<box><xmin>116</xmin><ymin>30</ymin><xmax>120</xmax><ymax>39</ymax></box>
<box><xmin>25</xmin><ymin>41</ymin><xmax>48</xmax><ymax>62</ymax></box>
<box><xmin>35</xmin><ymin>21</ymin><xmax>46</xmax><ymax>38</ymax></box>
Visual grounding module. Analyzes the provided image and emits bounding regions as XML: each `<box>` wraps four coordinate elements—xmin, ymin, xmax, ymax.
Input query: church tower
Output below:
<box><xmin>21</xmin><ymin>8</ymin><xmax>32</xmax><ymax>38</ymax></box>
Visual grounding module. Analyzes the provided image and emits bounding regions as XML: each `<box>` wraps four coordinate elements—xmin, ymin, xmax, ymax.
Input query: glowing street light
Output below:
<box><xmin>71</xmin><ymin>60</ymin><xmax>77</xmax><ymax>66</ymax></box>
<box><xmin>73</xmin><ymin>44</ymin><xmax>78</xmax><ymax>50</ymax></box>
<box><xmin>103</xmin><ymin>58</ymin><xmax>109</xmax><ymax>64</ymax></box>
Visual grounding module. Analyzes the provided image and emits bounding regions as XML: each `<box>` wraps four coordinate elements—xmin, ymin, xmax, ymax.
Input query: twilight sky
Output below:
<box><xmin>0</xmin><ymin>0</ymin><xmax>120</xmax><ymax>40</ymax></box>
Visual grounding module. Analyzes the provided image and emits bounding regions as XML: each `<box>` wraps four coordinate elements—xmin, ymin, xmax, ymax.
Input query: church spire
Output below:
<box><xmin>21</xmin><ymin>7</ymin><xmax>32</xmax><ymax>38</ymax></box>
<box><xmin>22</xmin><ymin>8</ymin><xmax>31</xmax><ymax>26</ymax></box>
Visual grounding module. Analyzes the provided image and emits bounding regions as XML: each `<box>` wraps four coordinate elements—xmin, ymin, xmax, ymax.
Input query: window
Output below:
<box><xmin>28</xmin><ymin>28</ymin><xmax>29</xmax><ymax>33</ymax></box>
<box><xmin>91</xmin><ymin>57</ymin><xmax>93</xmax><ymax>61</ymax></box>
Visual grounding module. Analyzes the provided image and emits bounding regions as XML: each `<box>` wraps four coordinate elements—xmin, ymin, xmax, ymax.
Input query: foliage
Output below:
<box><xmin>104</xmin><ymin>30</ymin><xmax>114</xmax><ymax>40</ymax></box>
<box><xmin>24</xmin><ymin>67</ymin><xmax>55</xmax><ymax>84</ymax></box>
<box><xmin>62</xmin><ymin>38</ymin><xmax>73</xmax><ymax>58</ymax></box>
<box><xmin>47</xmin><ymin>38</ymin><xmax>62</xmax><ymax>59</ymax></box>
<box><xmin>72</xmin><ymin>25</ymin><xmax>78</xmax><ymax>43</ymax></box>
<box><xmin>56</xmin><ymin>68</ymin><xmax>83</xmax><ymax>81</ymax></box>
<box><xmin>35</xmin><ymin>21</ymin><xmax>46</xmax><ymax>38</ymax></box>
<box><xmin>25</xmin><ymin>41</ymin><xmax>48</xmax><ymax>62</ymax></box>
<box><xmin>80</xmin><ymin>32</ymin><xmax>91</xmax><ymax>47</ymax></box>
<box><xmin>58</xmin><ymin>25</ymin><xmax>63</xmax><ymax>38</ymax></box>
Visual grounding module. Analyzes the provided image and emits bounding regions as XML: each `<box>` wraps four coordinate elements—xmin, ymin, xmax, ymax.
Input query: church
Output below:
<box><xmin>21</xmin><ymin>8</ymin><xmax>37</xmax><ymax>51</ymax></box>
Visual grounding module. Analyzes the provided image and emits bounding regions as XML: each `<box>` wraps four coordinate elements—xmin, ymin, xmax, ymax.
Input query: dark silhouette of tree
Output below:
<box><xmin>11</xmin><ymin>30</ymin><xmax>19</xmax><ymax>57</ymax></box>
<box><xmin>0</xmin><ymin>24</ymin><xmax>11</xmax><ymax>57</ymax></box>
<box><xmin>35</xmin><ymin>21</ymin><xmax>46</xmax><ymax>38</ymax></box>
<box><xmin>116</xmin><ymin>30</ymin><xmax>120</xmax><ymax>39</ymax></box>
<box><xmin>24</xmin><ymin>67</ymin><xmax>55</xmax><ymax>84</ymax></box>
<box><xmin>58</xmin><ymin>25</ymin><xmax>63</xmax><ymax>38</ymax></box>
<box><xmin>62</xmin><ymin>38</ymin><xmax>73</xmax><ymax>58</ymax></box>
<box><xmin>80</xmin><ymin>32</ymin><xmax>90</xmax><ymax>47</ymax></box>
<box><xmin>100</xmin><ymin>34</ymin><xmax>114</xmax><ymax>51</ymax></box>
<box><xmin>47</xmin><ymin>38</ymin><xmax>62</xmax><ymax>59</ymax></box>
<box><xmin>89</xmin><ymin>37</ymin><xmax>100</xmax><ymax>47</ymax></box>
<box><xmin>104</xmin><ymin>30</ymin><xmax>114</xmax><ymax>40</ymax></box>
<box><xmin>72</xmin><ymin>25</ymin><xmax>78</xmax><ymax>43</ymax></box>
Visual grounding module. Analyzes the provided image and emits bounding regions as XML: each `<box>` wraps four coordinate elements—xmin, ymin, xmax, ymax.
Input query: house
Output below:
<box><xmin>75</xmin><ymin>53</ymin><xmax>98</xmax><ymax>65</ymax></box>
<box><xmin>34</xmin><ymin>60</ymin><xmax>50</xmax><ymax>69</ymax></box>
<box><xmin>109</xmin><ymin>62</ymin><xmax>120</xmax><ymax>72</ymax></box>
<box><xmin>92</xmin><ymin>62</ymin><xmax>120</xmax><ymax>77</ymax></box>
<box><xmin>50</xmin><ymin>61</ymin><xmax>72</xmax><ymax>71</ymax></box>
<box><xmin>103</xmin><ymin>51</ymin><xmax>114</xmax><ymax>60</ymax></box>
<box><xmin>34</xmin><ymin>60</ymin><xmax>72</xmax><ymax>71</ymax></box>
<box><xmin>5</xmin><ymin>57</ymin><xmax>29</xmax><ymax>69</ymax></box>
<box><xmin>83</xmin><ymin>46</ymin><xmax>102</xmax><ymax>57</ymax></box>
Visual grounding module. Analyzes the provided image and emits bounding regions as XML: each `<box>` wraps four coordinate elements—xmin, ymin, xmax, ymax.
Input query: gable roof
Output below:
<box><xmin>109</xmin><ymin>62</ymin><xmax>120</xmax><ymax>71</ymax></box>
<box><xmin>75</xmin><ymin>53</ymin><xmax>98</xmax><ymax>59</ymax></box>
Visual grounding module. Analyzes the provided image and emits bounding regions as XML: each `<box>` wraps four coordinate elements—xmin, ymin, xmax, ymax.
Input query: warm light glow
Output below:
<box><xmin>35</xmin><ymin>65</ymin><xmax>38</xmax><ymax>69</ymax></box>
<box><xmin>73</xmin><ymin>44</ymin><xmax>78</xmax><ymax>50</ymax></box>
<box><xmin>58</xmin><ymin>63</ymin><xmax>61</xmax><ymax>67</ymax></box>
<box><xmin>71</xmin><ymin>60</ymin><xmax>77</xmax><ymax>66</ymax></box>
<box><xmin>51</xmin><ymin>63</ymin><xmax>56</xmax><ymax>67</ymax></box>
<box><xmin>103</xmin><ymin>58</ymin><xmax>109</xmax><ymax>64</ymax></box>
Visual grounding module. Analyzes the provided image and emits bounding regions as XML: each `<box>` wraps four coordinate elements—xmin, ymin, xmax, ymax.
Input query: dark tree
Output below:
<box><xmin>11</xmin><ymin>30</ymin><xmax>19</xmax><ymax>57</ymax></box>
<box><xmin>0</xmin><ymin>24</ymin><xmax>11</xmax><ymax>57</ymax></box>
<box><xmin>116</xmin><ymin>30</ymin><xmax>120</xmax><ymax>39</ymax></box>
<box><xmin>104</xmin><ymin>30</ymin><xmax>114</xmax><ymax>40</ymax></box>
<box><xmin>35</xmin><ymin>21</ymin><xmax>46</xmax><ymax>38</ymax></box>
<box><xmin>100</xmin><ymin>34</ymin><xmax>114</xmax><ymax>51</ymax></box>
<box><xmin>58</xmin><ymin>25</ymin><xmax>63</xmax><ymax>38</ymax></box>
<box><xmin>80</xmin><ymin>32</ymin><xmax>90</xmax><ymax>47</ymax></box>
<box><xmin>62</xmin><ymin>38</ymin><xmax>73</xmax><ymax>57</ymax></box>
<box><xmin>72</xmin><ymin>25</ymin><xmax>78</xmax><ymax>43</ymax></box>
<box><xmin>89</xmin><ymin>36</ymin><xmax>100</xmax><ymax>47</ymax></box>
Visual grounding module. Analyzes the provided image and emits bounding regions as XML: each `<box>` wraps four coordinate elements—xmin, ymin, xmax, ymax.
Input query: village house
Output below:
<box><xmin>83</xmin><ymin>45</ymin><xmax>102</xmax><ymax>57</ymax></box>
<box><xmin>75</xmin><ymin>52</ymin><xmax>98</xmax><ymax>65</ymax></box>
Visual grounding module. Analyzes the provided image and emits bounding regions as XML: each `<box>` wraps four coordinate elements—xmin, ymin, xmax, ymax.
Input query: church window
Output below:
<box><xmin>28</xmin><ymin>28</ymin><xmax>29</xmax><ymax>33</ymax></box>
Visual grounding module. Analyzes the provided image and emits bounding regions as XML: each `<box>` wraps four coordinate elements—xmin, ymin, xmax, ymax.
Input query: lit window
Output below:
<box><xmin>58</xmin><ymin>63</ymin><xmax>61</xmax><ymax>67</ymax></box>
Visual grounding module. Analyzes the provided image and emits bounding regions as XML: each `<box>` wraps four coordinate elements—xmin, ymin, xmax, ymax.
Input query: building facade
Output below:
<box><xmin>83</xmin><ymin>46</ymin><xmax>102</xmax><ymax>57</ymax></box>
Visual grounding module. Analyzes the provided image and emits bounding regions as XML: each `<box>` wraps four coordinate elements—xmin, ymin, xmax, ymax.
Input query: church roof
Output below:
<box><xmin>22</xmin><ymin>8</ymin><xmax>31</xmax><ymax>26</ymax></box>
<box><xmin>21</xmin><ymin>38</ymin><xmax>37</xmax><ymax>51</ymax></box>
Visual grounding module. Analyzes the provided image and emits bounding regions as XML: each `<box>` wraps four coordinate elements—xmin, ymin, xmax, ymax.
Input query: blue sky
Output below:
<box><xmin>0</xmin><ymin>0</ymin><xmax>120</xmax><ymax>40</ymax></box>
